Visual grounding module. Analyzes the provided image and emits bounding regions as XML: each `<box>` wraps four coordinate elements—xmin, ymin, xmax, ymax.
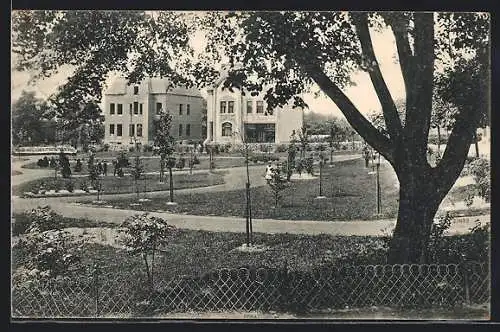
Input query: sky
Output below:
<box><xmin>11</xmin><ymin>21</ymin><xmax>406</xmax><ymax>119</ymax></box>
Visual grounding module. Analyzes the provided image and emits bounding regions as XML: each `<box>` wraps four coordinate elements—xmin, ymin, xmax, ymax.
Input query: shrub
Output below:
<box><xmin>176</xmin><ymin>157</ymin><xmax>186</xmax><ymax>170</ymax></box>
<box><xmin>59</xmin><ymin>152</ymin><xmax>72</xmax><ymax>178</ymax></box>
<box><xmin>315</xmin><ymin>144</ymin><xmax>327</xmax><ymax>152</ymax></box>
<box><xmin>193</xmin><ymin>155</ymin><xmax>200</xmax><ymax>165</ymax></box>
<box><xmin>30</xmin><ymin>184</ymin><xmax>40</xmax><ymax>194</ymax></box>
<box><xmin>80</xmin><ymin>180</ymin><xmax>90</xmax><ymax>192</ymax></box>
<box><xmin>15</xmin><ymin>228</ymin><xmax>81</xmax><ymax>280</ymax></box>
<box><xmin>37</xmin><ymin>156</ymin><xmax>49</xmax><ymax>167</ymax></box>
<box><xmin>250</xmin><ymin>154</ymin><xmax>280</xmax><ymax>163</ymax></box>
<box><xmin>467</xmin><ymin>158</ymin><xmax>490</xmax><ymax>202</ymax></box>
<box><xmin>275</xmin><ymin>144</ymin><xmax>288</xmax><ymax>153</ymax></box>
<box><xmin>295</xmin><ymin>159</ymin><xmax>304</xmax><ymax>175</ymax></box>
<box><xmin>129</xmin><ymin>146</ymin><xmax>135</xmax><ymax>152</ymax></box>
<box><xmin>143</xmin><ymin>144</ymin><xmax>153</xmax><ymax>153</ymax></box>
<box><xmin>24</xmin><ymin>206</ymin><xmax>63</xmax><ymax>233</ymax></box>
<box><xmin>53</xmin><ymin>181</ymin><xmax>62</xmax><ymax>192</ymax></box>
<box><xmin>65</xmin><ymin>181</ymin><xmax>75</xmax><ymax>193</ymax></box>
<box><xmin>49</xmin><ymin>157</ymin><xmax>57</xmax><ymax>168</ymax></box>
<box><xmin>103</xmin><ymin>143</ymin><xmax>110</xmax><ymax>152</ymax></box>
<box><xmin>304</xmin><ymin>157</ymin><xmax>314</xmax><ymax>175</ymax></box>
<box><xmin>116</xmin><ymin>167</ymin><xmax>124</xmax><ymax>177</ymax></box>
<box><xmin>267</xmin><ymin>168</ymin><xmax>288</xmax><ymax>208</ymax></box>
<box><xmin>120</xmin><ymin>213</ymin><xmax>177</xmax><ymax>288</ymax></box>
<box><xmin>117</xmin><ymin>152</ymin><xmax>130</xmax><ymax>168</ymax></box>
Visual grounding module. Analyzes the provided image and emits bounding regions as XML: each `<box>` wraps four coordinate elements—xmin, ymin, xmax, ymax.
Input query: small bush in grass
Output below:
<box><xmin>120</xmin><ymin>213</ymin><xmax>177</xmax><ymax>288</ymax></box>
<box><xmin>468</xmin><ymin>158</ymin><xmax>490</xmax><ymax>203</ymax></box>
<box><xmin>24</xmin><ymin>206</ymin><xmax>63</xmax><ymax>233</ymax></box>
<box><xmin>303</xmin><ymin>157</ymin><xmax>314</xmax><ymax>175</ymax></box>
<box><xmin>80</xmin><ymin>180</ymin><xmax>90</xmax><ymax>192</ymax></box>
<box><xmin>59</xmin><ymin>151</ymin><xmax>72</xmax><ymax>178</ymax></box>
<box><xmin>275</xmin><ymin>144</ymin><xmax>288</xmax><ymax>153</ymax></box>
<box><xmin>193</xmin><ymin>155</ymin><xmax>200</xmax><ymax>165</ymax></box>
<box><xmin>295</xmin><ymin>159</ymin><xmax>304</xmax><ymax>175</ymax></box>
<box><xmin>103</xmin><ymin>143</ymin><xmax>110</xmax><ymax>152</ymax></box>
<box><xmin>30</xmin><ymin>184</ymin><xmax>40</xmax><ymax>194</ymax></box>
<box><xmin>53</xmin><ymin>181</ymin><xmax>62</xmax><ymax>192</ymax></box>
<box><xmin>267</xmin><ymin>168</ymin><xmax>288</xmax><ymax>208</ymax></box>
<box><xmin>116</xmin><ymin>167</ymin><xmax>124</xmax><ymax>177</ymax></box>
<box><xmin>176</xmin><ymin>157</ymin><xmax>186</xmax><ymax>170</ymax></box>
<box><xmin>14</xmin><ymin>229</ymin><xmax>81</xmax><ymax>282</ymax></box>
<box><xmin>117</xmin><ymin>151</ymin><xmax>130</xmax><ymax>168</ymax></box>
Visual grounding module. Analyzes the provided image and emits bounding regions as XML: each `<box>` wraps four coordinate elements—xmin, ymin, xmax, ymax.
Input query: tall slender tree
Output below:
<box><xmin>153</xmin><ymin>111</ymin><xmax>176</xmax><ymax>203</ymax></box>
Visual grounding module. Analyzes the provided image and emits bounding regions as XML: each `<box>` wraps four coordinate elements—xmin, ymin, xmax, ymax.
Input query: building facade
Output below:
<box><xmin>204</xmin><ymin>76</ymin><xmax>304</xmax><ymax>145</ymax></box>
<box><xmin>103</xmin><ymin>77</ymin><xmax>204</xmax><ymax>149</ymax></box>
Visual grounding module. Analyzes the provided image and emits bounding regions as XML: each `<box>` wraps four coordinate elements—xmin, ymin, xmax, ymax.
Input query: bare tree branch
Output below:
<box><xmin>352</xmin><ymin>13</ymin><xmax>403</xmax><ymax>142</ymax></box>
<box><xmin>297</xmin><ymin>60</ymin><xmax>395</xmax><ymax>164</ymax></box>
<box><xmin>382</xmin><ymin>13</ymin><xmax>415</xmax><ymax>93</ymax></box>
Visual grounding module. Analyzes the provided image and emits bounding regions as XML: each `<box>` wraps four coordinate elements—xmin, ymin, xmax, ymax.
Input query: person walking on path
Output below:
<box><xmin>98</xmin><ymin>161</ymin><xmax>103</xmax><ymax>175</ymax></box>
<box><xmin>265</xmin><ymin>162</ymin><xmax>273</xmax><ymax>183</ymax></box>
<box><xmin>363</xmin><ymin>146</ymin><xmax>371</xmax><ymax>168</ymax></box>
<box><xmin>103</xmin><ymin>161</ymin><xmax>108</xmax><ymax>176</ymax></box>
<box><xmin>112</xmin><ymin>160</ymin><xmax>117</xmax><ymax>177</ymax></box>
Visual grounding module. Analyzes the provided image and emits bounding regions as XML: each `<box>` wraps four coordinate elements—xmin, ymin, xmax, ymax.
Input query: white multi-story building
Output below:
<box><xmin>204</xmin><ymin>75</ymin><xmax>304</xmax><ymax>145</ymax></box>
<box><xmin>103</xmin><ymin>77</ymin><xmax>204</xmax><ymax>149</ymax></box>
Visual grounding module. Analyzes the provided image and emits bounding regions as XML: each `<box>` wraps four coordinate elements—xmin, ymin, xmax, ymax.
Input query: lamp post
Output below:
<box><xmin>234</xmin><ymin>131</ymin><xmax>252</xmax><ymax>246</ymax></box>
<box><xmin>375</xmin><ymin>152</ymin><xmax>381</xmax><ymax>215</ymax></box>
<box><xmin>316</xmin><ymin>153</ymin><xmax>327</xmax><ymax>199</ymax></box>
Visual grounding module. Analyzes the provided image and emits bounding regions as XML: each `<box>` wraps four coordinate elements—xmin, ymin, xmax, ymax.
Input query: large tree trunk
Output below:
<box><xmin>388</xmin><ymin>185</ymin><xmax>440</xmax><ymax>264</ymax></box>
<box><xmin>387</xmin><ymin>161</ymin><xmax>453</xmax><ymax>264</ymax></box>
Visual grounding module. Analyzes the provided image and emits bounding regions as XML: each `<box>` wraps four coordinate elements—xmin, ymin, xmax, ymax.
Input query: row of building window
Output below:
<box><xmin>110</xmin><ymin>103</ymin><xmax>143</xmax><ymax>115</ymax></box>
<box><xmin>109</xmin><ymin>124</ymin><xmax>143</xmax><ymax>137</ymax></box>
<box><xmin>109</xmin><ymin>123</ymin><xmax>192</xmax><ymax>137</ymax></box>
<box><xmin>220</xmin><ymin>101</ymin><xmax>266</xmax><ymax>114</ymax></box>
<box><xmin>111</xmin><ymin>102</ymin><xmax>192</xmax><ymax>116</ymax></box>
<box><xmin>155</xmin><ymin>103</ymin><xmax>191</xmax><ymax>116</ymax></box>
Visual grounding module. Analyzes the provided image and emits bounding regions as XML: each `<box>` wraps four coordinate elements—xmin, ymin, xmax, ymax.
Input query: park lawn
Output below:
<box><xmin>10</xmin><ymin>219</ymin><xmax>387</xmax><ymax>280</ymax></box>
<box><xmin>86</xmin><ymin>158</ymin><xmax>401</xmax><ymax>221</ymax></box>
<box><xmin>11</xmin><ymin>214</ymin><xmax>488</xmax><ymax>281</ymax></box>
<box><xmin>12</xmin><ymin>171</ymin><xmax>226</xmax><ymax>196</ymax></box>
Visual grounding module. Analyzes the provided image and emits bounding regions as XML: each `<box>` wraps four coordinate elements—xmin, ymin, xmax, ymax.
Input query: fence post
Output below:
<box><xmin>94</xmin><ymin>262</ymin><xmax>100</xmax><ymax>317</ymax></box>
<box><xmin>281</xmin><ymin>260</ymin><xmax>290</xmax><ymax>310</ymax></box>
<box><xmin>461</xmin><ymin>263</ymin><xmax>471</xmax><ymax>305</ymax></box>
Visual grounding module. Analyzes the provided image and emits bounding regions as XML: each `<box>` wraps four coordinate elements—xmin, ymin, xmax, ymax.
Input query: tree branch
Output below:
<box><xmin>433</xmin><ymin>104</ymin><xmax>479</xmax><ymax>196</ymax></box>
<box><xmin>352</xmin><ymin>13</ymin><xmax>403</xmax><ymax>142</ymax></box>
<box><xmin>297</xmin><ymin>60</ymin><xmax>395</xmax><ymax>165</ymax></box>
<box><xmin>381</xmin><ymin>13</ymin><xmax>415</xmax><ymax>93</ymax></box>
<box><xmin>404</xmin><ymin>13</ymin><xmax>435</xmax><ymax>163</ymax></box>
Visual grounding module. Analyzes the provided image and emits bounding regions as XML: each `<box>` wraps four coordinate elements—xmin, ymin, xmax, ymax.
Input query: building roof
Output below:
<box><xmin>105</xmin><ymin>77</ymin><xmax>202</xmax><ymax>98</ymax></box>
